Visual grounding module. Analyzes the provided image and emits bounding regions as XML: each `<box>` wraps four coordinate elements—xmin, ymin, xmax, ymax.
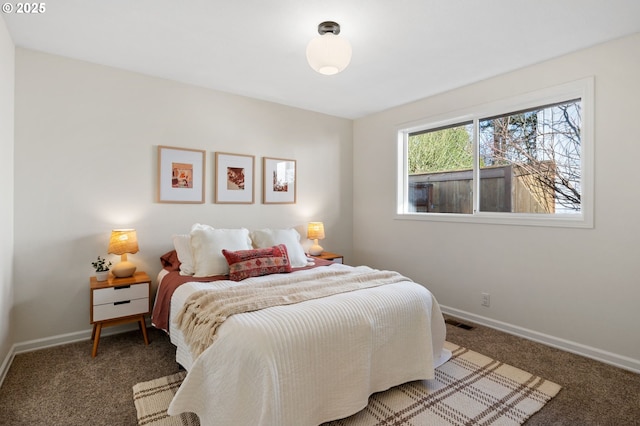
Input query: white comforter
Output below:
<box><xmin>167</xmin><ymin>264</ymin><xmax>450</xmax><ymax>426</ymax></box>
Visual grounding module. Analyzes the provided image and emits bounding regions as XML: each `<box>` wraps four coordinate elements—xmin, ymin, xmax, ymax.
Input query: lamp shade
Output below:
<box><xmin>306</xmin><ymin>33</ymin><xmax>352</xmax><ymax>75</ymax></box>
<box><xmin>108</xmin><ymin>229</ymin><xmax>139</xmax><ymax>255</ymax></box>
<box><xmin>307</xmin><ymin>222</ymin><xmax>325</xmax><ymax>240</ymax></box>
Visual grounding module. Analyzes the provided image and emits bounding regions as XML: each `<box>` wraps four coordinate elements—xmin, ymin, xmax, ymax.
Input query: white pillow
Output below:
<box><xmin>190</xmin><ymin>224</ymin><xmax>252</xmax><ymax>277</ymax></box>
<box><xmin>172</xmin><ymin>234</ymin><xmax>195</xmax><ymax>276</ymax></box>
<box><xmin>251</xmin><ymin>228</ymin><xmax>308</xmax><ymax>268</ymax></box>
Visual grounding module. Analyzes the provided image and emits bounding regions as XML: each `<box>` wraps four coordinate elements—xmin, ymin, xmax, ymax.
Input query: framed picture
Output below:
<box><xmin>215</xmin><ymin>152</ymin><xmax>255</xmax><ymax>204</ymax></box>
<box><xmin>157</xmin><ymin>146</ymin><xmax>205</xmax><ymax>203</ymax></box>
<box><xmin>263</xmin><ymin>157</ymin><xmax>296</xmax><ymax>204</ymax></box>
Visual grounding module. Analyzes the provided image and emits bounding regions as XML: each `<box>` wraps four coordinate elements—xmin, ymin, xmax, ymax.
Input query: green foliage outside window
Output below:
<box><xmin>408</xmin><ymin>125</ymin><xmax>474</xmax><ymax>174</ymax></box>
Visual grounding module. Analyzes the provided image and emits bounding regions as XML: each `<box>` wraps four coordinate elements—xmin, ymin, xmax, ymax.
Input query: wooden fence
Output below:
<box><xmin>408</xmin><ymin>165</ymin><xmax>554</xmax><ymax>214</ymax></box>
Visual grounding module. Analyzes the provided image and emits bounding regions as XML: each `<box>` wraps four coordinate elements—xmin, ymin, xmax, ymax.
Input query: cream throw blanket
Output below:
<box><xmin>174</xmin><ymin>268</ymin><xmax>409</xmax><ymax>358</ymax></box>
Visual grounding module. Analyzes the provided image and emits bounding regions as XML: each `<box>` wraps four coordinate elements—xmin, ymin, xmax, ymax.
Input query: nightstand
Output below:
<box><xmin>90</xmin><ymin>271</ymin><xmax>151</xmax><ymax>357</ymax></box>
<box><xmin>312</xmin><ymin>251</ymin><xmax>344</xmax><ymax>264</ymax></box>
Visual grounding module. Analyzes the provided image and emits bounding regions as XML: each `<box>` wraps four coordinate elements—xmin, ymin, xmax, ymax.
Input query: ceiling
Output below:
<box><xmin>4</xmin><ymin>0</ymin><xmax>640</xmax><ymax>119</ymax></box>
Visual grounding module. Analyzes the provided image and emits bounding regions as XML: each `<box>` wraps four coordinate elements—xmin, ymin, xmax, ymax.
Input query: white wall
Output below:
<box><xmin>353</xmin><ymin>33</ymin><xmax>640</xmax><ymax>371</ymax></box>
<box><xmin>12</xmin><ymin>48</ymin><xmax>353</xmax><ymax>343</ymax></box>
<box><xmin>0</xmin><ymin>16</ymin><xmax>15</xmax><ymax>372</ymax></box>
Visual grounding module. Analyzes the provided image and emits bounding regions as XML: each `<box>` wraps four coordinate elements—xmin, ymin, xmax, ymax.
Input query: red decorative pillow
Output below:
<box><xmin>222</xmin><ymin>244</ymin><xmax>292</xmax><ymax>281</ymax></box>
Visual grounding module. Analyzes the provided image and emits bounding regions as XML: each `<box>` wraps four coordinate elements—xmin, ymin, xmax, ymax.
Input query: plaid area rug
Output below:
<box><xmin>133</xmin><ymin>372</ymin><xmax>198</xmax><ymax>426</ymax></box>
<box><xmin>133</xmin><ymin>342</ymin><xmax>561</xmax><ymax>426</ymax></box>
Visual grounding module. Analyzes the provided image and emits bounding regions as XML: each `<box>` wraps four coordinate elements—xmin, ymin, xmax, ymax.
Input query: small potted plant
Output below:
<box><xmin>92</xmin><ymin>256</ymin><xmax>112</xmax><ymax>282</ymax></box>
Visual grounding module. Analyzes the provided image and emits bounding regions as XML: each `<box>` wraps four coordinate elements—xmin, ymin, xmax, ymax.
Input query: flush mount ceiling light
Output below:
<box><xmin>306</xmin><ymin>21</ymin><xmax>352</xmax><ymax>75</ymax></box>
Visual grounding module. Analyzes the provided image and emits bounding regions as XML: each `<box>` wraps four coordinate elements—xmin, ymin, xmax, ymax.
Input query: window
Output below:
<box><xmin>397</xmin><ymin>78</ymin><xmax>593</xmax><ymax>228</ymax></box>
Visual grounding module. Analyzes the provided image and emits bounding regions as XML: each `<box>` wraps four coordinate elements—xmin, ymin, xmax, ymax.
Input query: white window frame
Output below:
<box><xmin>396</xmin><ymin>77</ymin><xmax>594</xmax><ymax>228</ymax></box>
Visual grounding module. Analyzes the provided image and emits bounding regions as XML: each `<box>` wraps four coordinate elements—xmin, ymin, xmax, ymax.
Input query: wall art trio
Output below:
<box><xmin>157</xmin><ymin>146</ymin><xmax>296</xmax><ymax>204</ymax></box>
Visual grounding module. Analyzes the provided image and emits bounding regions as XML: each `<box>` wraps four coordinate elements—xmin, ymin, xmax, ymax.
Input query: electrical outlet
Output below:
<box><xmin>481</xmin><ymin>292</ymin><xmax>490</xmax><ymax>307</ymax></box>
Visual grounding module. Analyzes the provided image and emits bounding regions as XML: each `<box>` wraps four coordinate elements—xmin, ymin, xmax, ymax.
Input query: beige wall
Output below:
<box><xmin>353</xmin><ymin>33</ymin><xmax>640</xmax><ymax>371</ymax></box>
<box><xmin>0</xmin><ymin>16</ymin><xmax>15</xmax><ymax>373</ymax></box>
<box><xmin>12</xmin><ymin>48</ymin><xmax>353</xmax><ymax>343</ymax></box>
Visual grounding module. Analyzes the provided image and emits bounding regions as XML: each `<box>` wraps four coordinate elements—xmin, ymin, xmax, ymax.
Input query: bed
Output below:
<box><xmin>151</xmin><ymin>224</ymin><xmax>451</xmax><ymax>426</ymax></box>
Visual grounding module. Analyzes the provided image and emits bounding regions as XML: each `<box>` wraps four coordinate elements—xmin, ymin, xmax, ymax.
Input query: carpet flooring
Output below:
<box><xmin>133</xmin><ymin>341</ymin><xmax>562</xmax><ymax>426</ymax></box>
<box><xmin>0</xmin><ymin>317</ymin><xmax>639</xmax><ymax>425</ymax></box>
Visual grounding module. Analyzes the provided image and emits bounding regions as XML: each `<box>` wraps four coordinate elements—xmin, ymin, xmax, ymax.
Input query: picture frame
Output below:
<box><xmin>157</xmin><ymin>146</ymin><xmax>205</xmax><ymax>204</ymax></box>
<box><xmin>263</xmin><ymin>157</ymin><xmax>296</xmax><ymax>204</ymax></box>
<box><xmin>215</xmin><ymin>152</ymin><xmax>255</xmax><ymax>204</ymax></box>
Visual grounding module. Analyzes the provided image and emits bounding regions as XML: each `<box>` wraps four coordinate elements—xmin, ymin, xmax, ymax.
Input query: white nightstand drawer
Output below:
<box><xmin>93</xmin><ymin>282</ymin><xmax>149</xmax><ymax>305</ymax></box>
<box><xmin>93</xmin><ymin>297</ymin><xmax>149</xmax><ymax>322</ymax></box>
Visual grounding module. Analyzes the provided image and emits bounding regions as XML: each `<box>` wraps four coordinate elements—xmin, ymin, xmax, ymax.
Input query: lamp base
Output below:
<box><xmin>111</xmin><ymin>261</ymin><xmax>136</xmax><ymax>278</ymax></box>
<box><xmin>309</xmin><ymin>243</ymin><xmax>324</xmax><ymax>256</ymax></box>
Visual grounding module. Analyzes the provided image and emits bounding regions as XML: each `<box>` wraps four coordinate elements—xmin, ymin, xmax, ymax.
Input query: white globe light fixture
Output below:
<box><xmin>306</xmin><ymin>21</ymin><xmax>352</xmax><ymax>75</ymax></box>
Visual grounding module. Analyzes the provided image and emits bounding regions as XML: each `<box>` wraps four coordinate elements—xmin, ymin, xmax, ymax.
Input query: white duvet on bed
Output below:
<box><xmin>167</xmin><ymin>264</ymin><xmax>450</xmax><ymax>426</ymax></box>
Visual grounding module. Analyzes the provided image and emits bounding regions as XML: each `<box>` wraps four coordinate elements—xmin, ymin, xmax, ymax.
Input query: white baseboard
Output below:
<box><xmin>441</xmin><ymin>305</ymin><xmax>640</xmax><ymax>374</ymax></box>
<box><xmin>0</xmin><ymin>346</ymin><xmax>15</xmax><ymax>389</ymax></box>
<box><xmin>0</xmin><ymin>321</ymin><xmax>143</xmax><ymax>387</ymax></box>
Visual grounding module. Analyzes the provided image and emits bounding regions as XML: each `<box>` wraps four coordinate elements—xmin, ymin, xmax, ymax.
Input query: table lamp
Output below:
<box><xmin>108</xmin><ymin>229</ymin><xmax>139</xmax><ymax>278</ymax></box>
<box><xmin>307</xmin><ymin>222</ymin><xmax>325</xmax><ymax>256</ymax></box>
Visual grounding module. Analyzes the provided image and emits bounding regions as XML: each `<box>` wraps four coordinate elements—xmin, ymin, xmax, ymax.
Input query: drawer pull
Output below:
<box><xmin>114</xmin><ymin>285</ymin><xmax>131</xmax><ymax>290</ymax></box>
<box><xmin>114</xmin><ymin>300</ymin><xmax>131</xmax><ymax>306</ymax></box>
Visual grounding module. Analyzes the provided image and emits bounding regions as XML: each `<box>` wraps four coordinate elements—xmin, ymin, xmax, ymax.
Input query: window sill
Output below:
<box><xmin>395</xmin><ymin>211</ymin><xmax>593</xmax><ymax>229</ymax></box>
